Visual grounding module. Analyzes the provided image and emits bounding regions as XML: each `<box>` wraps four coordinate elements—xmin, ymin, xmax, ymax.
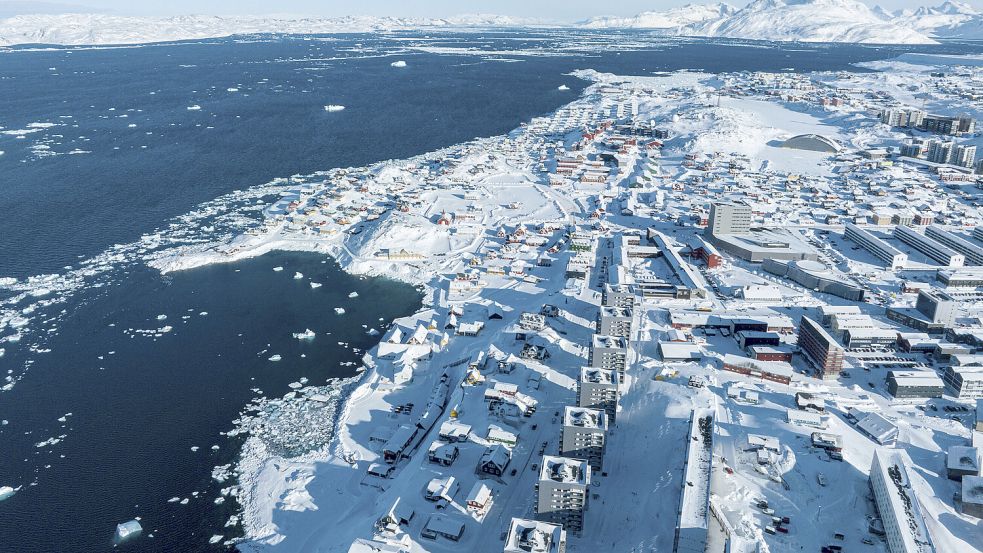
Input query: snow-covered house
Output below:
<box><xmin>421</xmin><ymin>514</ymin><xmax>465</xmax><ymax>542</ymax></box>
<box><xmin>465</xmin><ymin>481</ymin><xmax>493</xmax><ymax>513</ymax></box>
<box><xmin>375</xmin><ymin>497</ymin><xmax>415</xmax><ymax>533</ymax></box>
<box><xmin>424</xmin><ymin>476</ymin><xmax>458</xmax><ymax>503</ymax></box>
<box><xmin>438</xmin><ymin>421</ymin><xmax>472</xmax><ymax>443</ymax></box>
<box><xmin>477</xmin><ymin>444</ymin><xmax>512</xmax><ymax>477</ymax></box>
<box><xmin>427</xmin><ymin>441</ymin><xmax>460</xmax><ymax>467</ymax></box>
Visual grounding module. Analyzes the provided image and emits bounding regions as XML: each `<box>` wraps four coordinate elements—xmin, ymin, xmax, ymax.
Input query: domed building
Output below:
<box><xmin>780</xmin><ymin>134</ymin><xmax>842</xmax><ymax>153</ymax></box>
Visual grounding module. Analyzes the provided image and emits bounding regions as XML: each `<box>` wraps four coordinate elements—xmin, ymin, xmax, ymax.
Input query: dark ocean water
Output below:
<box><xmin>1</xmin><ymin>31</ymin><xmax>981</xmax><ymax>552</ymax></box>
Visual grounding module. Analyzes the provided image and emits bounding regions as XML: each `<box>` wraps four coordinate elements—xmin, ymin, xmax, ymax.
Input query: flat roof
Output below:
<box><xmin>540</xmin><ymin>456</ymin><xmax>590</xmax><ymax>485</ymax></box>
<box><xmin>564</xmin><ymin>406</ymin><xmax>608</xmax><ymax>430</ymax></box>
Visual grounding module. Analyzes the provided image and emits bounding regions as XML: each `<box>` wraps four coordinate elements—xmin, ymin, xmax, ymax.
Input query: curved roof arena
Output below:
<box><xmin>781</xmin><ymin>134</ymin><xmax>842</xmax><ymax>153</ymax></box>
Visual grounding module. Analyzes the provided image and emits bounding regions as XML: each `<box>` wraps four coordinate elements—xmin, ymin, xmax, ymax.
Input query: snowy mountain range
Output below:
<box><xmin>584</xmin><ymin>0</ymin><xmax>938</xmax><ymax>44</ymax></box>
<box><xmin>0</xmin><ymin>13</ymin><xmax>543</xmax><ymax>46</ymax></box>
<box><xmin>2</xmin><ymin>1</ymin><xmax>983</xmax><ymax>47</ymax></box>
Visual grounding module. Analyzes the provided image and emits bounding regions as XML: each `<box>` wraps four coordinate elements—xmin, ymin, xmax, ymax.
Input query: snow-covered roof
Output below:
<box><xmin>540</xmin><ymin>456</ymin><xmax>589</xmax><ymax>485</ymax></box>
<box><xmin>504</xmin><ymin>518</ymin><xmax>565</xmax><ymax>553</ymax></box>
<box><xmin>870</xmin><ymin>451</ymin><xmax>936</xmax><ymax>553</ymax></box>
<box><xmin>946</xmin><ymin>446</ymin><xmax>980</xmax><ymax>473</ymax></box>
<box><xmin>563</xmin><ymin>406</ymin><xmax>607</xmax><ymax>430</ymax></box>
<box><xmin>963</xmin><ymin>475</ymin><xmax>983</xmax><ymax>507</ymax></box>
<box><xmin>856</xmin><ymin>412</ymin><xmax>899</xmax><ymax>444</ymax></box>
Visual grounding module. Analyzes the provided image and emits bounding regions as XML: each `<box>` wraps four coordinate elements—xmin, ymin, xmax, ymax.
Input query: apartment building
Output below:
<box><xmin>578</xmin><ymin>367</ymin><xmax>619</xmax><ymax>423</ymax></box>
<box><xmin>536</xmin><ymin>456</ymin><xmax>591</xmax><ymax>535</ymax></box>
<box><xmin>560</xmin><ymin>406</ymin><xmax>608</xmax><ymax>471</ymax></box>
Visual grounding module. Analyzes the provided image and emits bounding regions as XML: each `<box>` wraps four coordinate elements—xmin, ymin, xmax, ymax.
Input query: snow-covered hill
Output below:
<box><xmin>582</xmin><ymin>0</ymin><xmax>937</xmax><ymax>44</ymax></box>
<box><xmin>892</xmin><ymin>1</ymin><xmax>983</xmax><ymax>38</ymax></box>
<box><xmin>0</xmin><ymin>2</ymin><xmax>956</xmax><ymax>47</ymax></box>
<box><xmin>582</xmin><ymin>3</ymin><xmax>736</xmax><ymax>31</ymax></box>
<box><xmin>696</xmin><ymin>0</ymin><xmax>937</xmax><ymax>44</ymax></box>
<box><xmin>0</xmin><ymin>13</ymin><xmax>542</xmax><ymax>46</ymax></box>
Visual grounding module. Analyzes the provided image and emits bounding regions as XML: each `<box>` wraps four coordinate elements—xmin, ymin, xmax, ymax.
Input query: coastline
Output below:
<box><xmin>144</xmin><ymin>72</ymin><xmax>605</xmax><ymax>548</ymax></box>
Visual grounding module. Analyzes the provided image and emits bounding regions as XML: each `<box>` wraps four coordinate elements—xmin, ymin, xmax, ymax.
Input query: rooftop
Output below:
<box><xmin>564</xmin><ymin>406</ymin><xmax>607</xmax><ymax>430</ymax></box>
<box><xmin>540</xmin><ymin>456</ymin><xmax>590</xmax><ymax>485</ymax></box>
<box><xmin>592</xmin><ymin>334</ymin><xmax>628</xmax><ymax>350</ymax></box>
<box><xmin>580</xmin><ymin>367</ymin><xmax>617</xmax><ymax>385</ymax></box>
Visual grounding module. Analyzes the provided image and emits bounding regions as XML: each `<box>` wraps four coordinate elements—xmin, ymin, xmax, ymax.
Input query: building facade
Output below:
<box><xmin>797</xmin><ymin>316</ymin><xmax>845</xmax><ymax>379</ymax></box>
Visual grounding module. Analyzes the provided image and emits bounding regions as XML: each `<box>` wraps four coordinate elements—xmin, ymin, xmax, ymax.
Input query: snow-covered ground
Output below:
<box><xmin>7</xmin><ymin>45</ymin><xmax>983</xmax><ymax>551</ymax></box>
<box><xmin>129</xmin><ymin>57</ymin><xmax>983</xmax><ymax>551</ymax></box>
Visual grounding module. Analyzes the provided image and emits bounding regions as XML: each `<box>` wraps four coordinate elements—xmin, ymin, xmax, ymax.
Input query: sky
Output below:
<box><xmin>0</xmin><ymin>0</ymin><xmax>980</xmax><ymax>21</ymax></box>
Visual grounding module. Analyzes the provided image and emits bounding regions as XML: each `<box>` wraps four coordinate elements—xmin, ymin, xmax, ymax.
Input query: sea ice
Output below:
<box><xmin>187</xmin><ymin>105</ymin><xmax>201</xmax><ymax>111</ymax></box>
<box><xmin>272</xmin><ymin>266</ymin><xmax>284</xmax><ymax>272</ymax></box>
<box><xmin>268</xmin><ymin>354</ymin><xmax>282</xmax><ymax>362</ymax></box>
<box><xmin>0</xmin><ymin>486</ymin><xmax>17</xmax><ymax>501</ymax></box>
<box><xmin>348</xmin><ymin>291</ymin><xmax>358</xmax><ymax>298</ymax></box>
<box><xmin>558</xmin><ymin>84</ymin><xmax>570</xmax><ymax>90</ymax></box>
<box><xmin>292</xmin><ymin>329</ymin><xmax>315</xmax><ymax>340</ymax></box>
<box><xmin>334</xmin><ymin>307</ymin><xmax>345</xmax><ymax>315</ymax></box>
<box><xmin>324</xmin><ymin>105</ymin><xmax>345</xmax><ymax>112</ymax></box>
<box><xmin>310</xmin><ymin>282</ymin><xmax>322</xmax><ymax>289</ymax></box>
<box><xmin>293</xmin><ymin>272</ymin><xmax>303</xmax><ymax>279</ymax></box>
<box><xmin>209</xmin><ymin>535</ymin><xmax>223</xmax><ymax>544</ymax></box>
<box><xmin>391</xmin><ymin>60</ymin><xmax>407</xmax><ymax>67</ymax></box>
<box><xmin>115</xmin><ymin>520</ymin><xmax>142</xmax><ymax>541</ymax></box>
<box><xmin>156</xmin><ymin>314</ymin><xmax>166</xmax><ymax>320</ymax></box>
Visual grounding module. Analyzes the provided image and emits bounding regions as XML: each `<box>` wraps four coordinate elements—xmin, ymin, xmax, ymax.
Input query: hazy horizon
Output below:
<box><xmin>1</xmin><ymin>0</ymin><xmax>980</xmax><ymax>22</ymax></box>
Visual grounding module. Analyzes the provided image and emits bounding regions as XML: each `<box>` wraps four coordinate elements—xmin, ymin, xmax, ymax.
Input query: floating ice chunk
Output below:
<box><xmin>324</xmin><ymin>105</ymin><xmax>345</xmax><ymax>112</ymax></box>
<box><xmin>348</xmin><ymin>291</ymin><xmax>358</xmax><ymax>298</ymax></box>
<box><xmin>0</xmin><ymin>486</ymin><xmax>17</xmax><ymax>501</ymax></box>
<box><xmin>310</xmin><ymin>282</ymin><xmax>322</xmax><ymax>289</ymax></box>
<box><xmin>334</xmin><ymin>308</ymin><xmax>345</xmax><ymax>315</ymax></box>
<box><xmin>199</xmin><ymin>312</ymin><xmax>208</xmax><ymax>316</ymax></box>
<box><xmin>214</xmin><ymin>497</ymin><xmax>225</xmax><ymax>505</ymax></box>
<box><xmin>288</xmin><ymin>382</ymin><xmax>302</xmax><ymax>389</ymax></box>
<box><xmin>292</xmin><ymin>329</ymin><xmax>315</xmax><ymax>340</ymax></box>
<box><xmin>273</xmin><ymin>266</ymin><xmax>284</xmax><ymax>272</ymax></box>
<box><xmin>211</xmin><ymin>445</ymin><xmax>219</xmax><ymax>451</ymax></box>
<box><xmin>209</xmin><ymin>535</ymin><xmax>223</xmax><ymax>544</ymax></box>
<box><xmin>367</xmin><ymin>328</ymin><xmax>379</xmax><ymax>336</ymax></box>
<box><xmin>187</xmin><ymin>105</ymin><xmax>201</xmax><ymax>111</ymax></box>
<box><xmin>156</xmin><ymin>314</ymin><xmax>167</xmax><ymax>320</ymax></box>
<box><xmin>558</xmin><ymin>84</ymin><xmax>570</xmax><ymax>90</ymax></box>
<box><xmin>191</xmin><ymin>446</ymin><xmax>199</xmax><ymax>452</ymax></box>
<box><xmin>179</xmin><ymin>498</ymin><xmax>189</xmax><ymax>505</ymax></box>
<box><xmin>168</xmin><ymin>496</ymin><xmax>180</xmax><ymax>503</ymax></box>
<box><xmin>227</xmin><ymin>87</ymin><xmax>239</xmax><ymax>92</ymax></box>
<box><xmin>160</xmin><ymin>326</ymin><xmax>173</xmax><ymax>333</ymax></box>
<box><xmin>115</xmin><ymin>520</ymin><xmax>142</xmax><ymax>541</ymax></box>
<box><xmin>391</xmin><ymin>60</ymin><xmax>407</xmax><ymax>68</ymax></box>
<box><xmin>293</xmin><ymin>272</ymin><xmax>304</xmax><ymax>279</ymax></box>
<box><xmin>268</xmin><ymin>354</ymin><xmax>282</xmax><ymax>362</ymax></box>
